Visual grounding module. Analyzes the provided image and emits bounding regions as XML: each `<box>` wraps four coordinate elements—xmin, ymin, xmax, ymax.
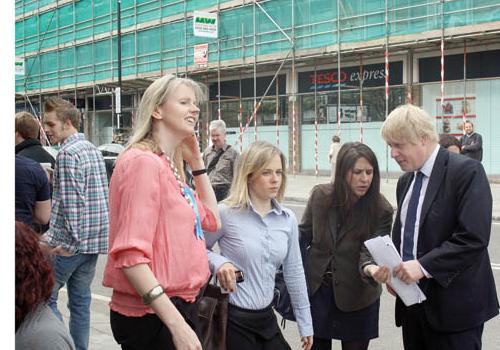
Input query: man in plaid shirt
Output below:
<box><xmin>42</xmin><ymin>97</ymin><xmax>108</xmax><ymax>350</ymax></box>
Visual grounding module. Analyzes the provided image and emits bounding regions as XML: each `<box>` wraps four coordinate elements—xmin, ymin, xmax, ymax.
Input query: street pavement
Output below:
<box><xmin>284</xmin><ymin>174</ymin><xmax>500</xmax><ymax>221</ymax></box>
<box><xmin>55</xmin><ymin>174</ymin><xmax>500</xmax><ymax>349</ymax></box>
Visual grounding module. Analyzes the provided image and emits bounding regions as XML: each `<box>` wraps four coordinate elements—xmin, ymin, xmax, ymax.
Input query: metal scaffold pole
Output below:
<box><xmin>440</xmin><ymin>0</ymin><xmax>445</xmax><ymax>129</ymax></box>
<box><xmin>291</xmin><ymin>0</ymin><xmax>297</xmax><ymax>175</ymax></box>
<box><xmin>239</xmin><ymin>76</ymin><xmax>243</xmax><ymax>152</ymax></box>
<box><xmin>217</xmin><ymin>38</ymin><xmax>221</xmax><ymax>120</ymax></box>
<box><xmin>253</xmin><ymin>0</ymin><xmax>257</xmax><ymax>141</ymax></box>
<box><xmin>384</xmin><ymin>0</ymin><xmax>389</xmax><ymax>182</ymax></box>
<box><xmin>184</xmin><ymin>0</ymin><xmax>188</xmax><ymax>77</ymax></box>
<box><xmin>237</xmin><ymin>1</ymin><xmax>294</xmax><ymax>158</ymax></box>
<box><xmin>314</xmin><ymin>61</ymin><xmax>318</xmax><ymax>177</ymax></box>
<box><xmin>359</xmin><ymin>54</ymin><xmax>364</xmax><ymax>143</ymax></box>
<box><xmin>462</xmin><ymin>40</ymin><xmax>467</xmax><ymax>134</ymax></box>
<box><xmin>336</xmin><ymin>0</ymin><xmax>341</xmax><ymax>136</ymax></box>
<box><xmin>275</xmin><ymin>75</ymin><xmax>280</xmax><ymax>148</ymax></box>
<box><xmin>116</xmin><ymin>0</ymin><xmax>122</xmax><ymax>131</ymax></box>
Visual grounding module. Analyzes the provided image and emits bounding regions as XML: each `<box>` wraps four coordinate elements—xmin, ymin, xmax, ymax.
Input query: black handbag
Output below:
<box><xmin>273</xmin><ymin>265</ymin><xmax>296</xmax><ymax>322</ymax></box>
<box><xmin>198</xmin><ymin>282</ymin><xmax>228</xmax><ymax>350</ymax></box>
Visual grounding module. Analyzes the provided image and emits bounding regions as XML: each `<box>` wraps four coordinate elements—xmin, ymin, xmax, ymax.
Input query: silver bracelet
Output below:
<box><xmin>141</xmin><ymin>285</ymin><xmax>164</xmax><ymax>305</ymax></box>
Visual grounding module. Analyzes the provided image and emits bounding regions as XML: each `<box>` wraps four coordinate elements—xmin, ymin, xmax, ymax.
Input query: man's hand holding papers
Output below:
<box><xmin>364</xmin><ymin>235</ymin><xmax>426</xmax><ymax>306</ymax></box>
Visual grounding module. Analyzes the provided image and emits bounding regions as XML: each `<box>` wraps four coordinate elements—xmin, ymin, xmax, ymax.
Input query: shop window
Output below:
<box><xmin>301</xmin><ymin>86</ymin><xmax>406</xmax><ymax>124</ymax></box>
<box><xmin>210</xmin><ymin>96</ymin><xmax>287</xmax><ymax>128</ymax></box>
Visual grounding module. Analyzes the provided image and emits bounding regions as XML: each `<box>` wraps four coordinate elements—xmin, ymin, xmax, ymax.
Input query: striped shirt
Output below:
<box><xmin>46</xmin><ymin>133</ymin><xmax>109</xmax><ymax>254</ymax></box>
<box><xmin>206</xmin><ymin>201</ymin><xmax>313</xmax><ymax>337</ymax></box>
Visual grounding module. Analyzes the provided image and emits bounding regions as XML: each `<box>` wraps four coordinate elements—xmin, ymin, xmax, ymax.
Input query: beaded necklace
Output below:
<box><xmin>164</xmin><ymin>153</ymin><xmax>204</xmax><ymax>240</ymax></box>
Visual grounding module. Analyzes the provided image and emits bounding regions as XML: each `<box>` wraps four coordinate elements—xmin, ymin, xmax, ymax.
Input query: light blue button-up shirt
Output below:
<box><xmin>205</xmin><ymin>200</ymin><xmax>313</xmax><ymax>337</ymax></box>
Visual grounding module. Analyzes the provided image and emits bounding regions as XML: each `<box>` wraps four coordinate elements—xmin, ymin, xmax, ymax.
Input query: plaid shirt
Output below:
<box><xmin>46</xmin><ymin>133</ymin><xmax>109</xmax><ymax>254</ymax></box>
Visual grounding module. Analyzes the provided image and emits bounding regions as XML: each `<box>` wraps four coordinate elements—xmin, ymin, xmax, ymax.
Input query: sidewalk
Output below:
<box><xmin>59</xmin><ymin>174</ymin><xmax>500</xmax><ymax>350</ymax></box>
<box><xmin>284</xmin><ymin>174</ymin><xmax>500</xmax><ymax>221</ymax></box>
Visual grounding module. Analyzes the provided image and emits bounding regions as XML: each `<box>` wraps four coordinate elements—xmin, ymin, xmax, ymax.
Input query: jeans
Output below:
<box><xmin>48</xmin><ymin>254</ymin><xmax>98</xmax><ymax>350</ymax></box>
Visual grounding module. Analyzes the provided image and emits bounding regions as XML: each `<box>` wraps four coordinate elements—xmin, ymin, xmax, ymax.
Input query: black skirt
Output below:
<box><xmin>310</xmin><ymin>282</ymin><xmax>380</xmax><ymax>341</ymax></box>
<box><xmin>226</xmin><ymin>303</ymin><xmax>291</xmax><ymax>350</ymax></box>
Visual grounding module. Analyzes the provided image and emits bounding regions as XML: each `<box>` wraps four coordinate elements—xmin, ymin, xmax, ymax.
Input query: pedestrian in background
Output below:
<box><xmin>206</xmin><ymin>140</ymin><xmax>314</xmax><ymax>350</ymax></box>
<box><xmin>15</xmin><ymin>111</ymin><xmax>55</xmax><ymax>167</ymax></box>
<box><xmin>438</xmin><ymin>134</ymin><xmax>461</xmax><ymax>154</ymax></box>
<box><xmin>102</xmin><ymin>74</ymin><xmax>220</xmax><ymax>350</ymax></box>
<box><xmin>460</xmin><ymin>120</ymin><xmax>483</xmax><ymax>161</ymax></box>
<box><xmin>381</xmin><ymin>104</ymin><xmax>498</xmax><ymax>350</ymax></box>
<box><xmin>42</xmin><ymin>97</ymin><xmax>109</xmax><ymax>350</ymax></box>
<box><xmin>15</xmin><ymin>111</ymin><xmax>55</xmax><ymax>234</ymax></box>
<box><xmin>203</xmin><ymin>119</ymin><xmax>240</xmax><ymax>202</ymax></box>
<box><xmin>15</xmin><ymin>155</ymin><xmax>51</xmax><ymax>229</ymax></box>
<box><xmin>300</xmin><ymin>142</ymin><xmax>393</xmax><ymax>350</ymax></box>
<box><xmin>16</xmin><ymin>221</ymin><xmax>75</xmax><ymax>350</ymax></box>
<box><xmin>328</xmin><ymin>135</ymin><xmax>341</xmax><ymax>182</ymax></box>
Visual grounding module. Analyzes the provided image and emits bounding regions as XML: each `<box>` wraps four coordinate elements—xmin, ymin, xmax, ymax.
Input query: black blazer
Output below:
<box><xmin>393</xmin><ymin>147</ymin><xmax>498</xmax><ymax>332</ymax></box>
<box><xmin>300</xmin><ymin>184</ymin><xmax>393</xmax><ymax>312</ymax></box>
<box><xmin>460</xmin><ymin>132</ymin><xmax>483</xmax><ymax>161</ymax></box>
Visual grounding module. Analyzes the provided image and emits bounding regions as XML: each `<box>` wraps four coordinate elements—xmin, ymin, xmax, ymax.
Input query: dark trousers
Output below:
<box><xmin>110</xmin><ymin>297</ymin><xmax>200</xmax><ymax>350</ymax></box>
<box><xmin>213</xmin><ymin>184</ymin><xmax>230</xmax><ymax>202</ymax></box>
<box><xmin>226</xmin><ymin>303</ymin><xmax>291</xmax><ymax>350</ymax></box>
<box><xmin>401</xmin><ymin>304</ymin><xmax>484</xmax><ymax>350</ymax></box>
<box><xmin>312</xmin><ymin>337</ymin><xmax>369</xmax><ymax>350</ymax></box>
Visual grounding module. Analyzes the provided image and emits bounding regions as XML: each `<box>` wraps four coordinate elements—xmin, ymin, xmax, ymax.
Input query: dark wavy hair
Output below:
<box><xmin>15</xmin><ymin>221</ymin><xmax>54</xmax><ymax>331</ymax></box>
<box><xmin>439</xmin><ymin>134</ymin><xmax>461</xmax><ymax>150</ymax></box>
<box><xmin>330</xmin><ymin>142</ymin><xmax>382</xmax><ymax>240</ymax></box>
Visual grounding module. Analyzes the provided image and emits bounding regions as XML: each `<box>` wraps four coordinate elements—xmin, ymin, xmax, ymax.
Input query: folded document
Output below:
<box><xmin>364</xmin><ymin>235</ymin><xmax>426</xmax><ymax>306</ymax></box>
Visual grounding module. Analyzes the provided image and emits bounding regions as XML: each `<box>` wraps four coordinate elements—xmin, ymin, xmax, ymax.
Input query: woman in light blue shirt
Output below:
<box><xmin>206</xmin><ymin>141</ymin><xmax>313</xmax><ymax>350</ymax></box>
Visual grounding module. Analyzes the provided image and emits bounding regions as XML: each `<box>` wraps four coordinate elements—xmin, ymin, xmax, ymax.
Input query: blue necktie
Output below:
<box><xmin>402</xmin><ymin>171</ymin><xmax>424</xmax><ymax>261</ymax></box>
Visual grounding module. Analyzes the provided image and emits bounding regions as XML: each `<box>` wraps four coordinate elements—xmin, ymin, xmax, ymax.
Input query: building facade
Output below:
<box><xmin>15</xmin><ymin>0</ymin><xmax>500</xmax><ymax>175</ymax></box>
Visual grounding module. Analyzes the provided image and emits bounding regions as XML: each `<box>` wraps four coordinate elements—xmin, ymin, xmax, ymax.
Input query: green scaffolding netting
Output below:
<box><xmin>15</xmin><ymin>0</ymin><xmax>500</xmax><ymax>92</ymax></box>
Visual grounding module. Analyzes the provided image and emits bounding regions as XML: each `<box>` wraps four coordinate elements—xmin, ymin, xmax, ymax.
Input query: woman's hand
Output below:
<box><xmin>301</xmin><ymin>336</ymin><xmax>313</xmax><ymax>350</ymax></box>
<box><xmin>364</xmin><ymin>264</ymin><xmax>391</xmax><ymax>284</ymax></box>
<box><xmin>181</xmin><ymin>133</ymin><xmax>203</xmax><ymax>168</ymax></box>
<box><xmin>216</xmin><ymin>262</ymin><xmax>238</xmax><ymax>292</ymax></box>
<box><xmin>170</xmin><ymin>320</ymin><xmax>203</xmax><ymax>350</ymax></box>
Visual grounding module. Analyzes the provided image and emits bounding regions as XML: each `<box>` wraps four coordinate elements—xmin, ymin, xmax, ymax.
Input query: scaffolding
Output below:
<box><xmin>15</xmin><ymin>0</ymin><xmax>500</xmax><ymax>173</ymax></box>
<box><xmin>15</xmin><ymin>0</ymin><xmax>500</xmax><ymax>94</ymax></box>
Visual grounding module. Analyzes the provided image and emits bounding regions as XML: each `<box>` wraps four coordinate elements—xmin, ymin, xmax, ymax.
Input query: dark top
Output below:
<box><xmin>15</xmin><ymin>155</ymin><xmax>51</xmax><ymax>227</ymax></box>
<box><xmin>393</xmin><ymin>148</ymin><xmax>498</xmax><ymax>332</ymax></box>
<box><xmin>15</xmin><ymin>139</ymin><xmax>56</xmax><ymax>168</ymax></box>
<box><xmin>299</xmin><ymin>184</ymin><xmax>394</xmax><ymax>312</ymax></box>
<box><xmin>459</xmin><ymin>132</ymin><xmax>483</xmax><ymax>161</ymax></box>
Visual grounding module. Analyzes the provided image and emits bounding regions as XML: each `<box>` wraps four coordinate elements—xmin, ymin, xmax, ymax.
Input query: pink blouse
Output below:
<box><xmin>102</xmin><ymin>147</ymin><xmax>217</xmax><ymax>316</ymax></box>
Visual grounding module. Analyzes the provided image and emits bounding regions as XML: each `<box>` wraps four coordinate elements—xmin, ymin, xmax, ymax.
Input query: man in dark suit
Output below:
<box><xmin>460</xmin><ymin>120</ymin><xmax>483</xmax><ymax>161</ymax></box>
<box><xmin>380</xmin><ymin>104</ymin><xmax>498</xmax><ymax>350</ymax></box>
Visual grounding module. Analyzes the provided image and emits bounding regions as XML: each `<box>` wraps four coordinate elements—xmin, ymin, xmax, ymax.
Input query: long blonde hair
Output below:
<box><xmin>224</xmin><ymin>141</ymin><xmax>287</xmax><ymax>209</ymax></box>
<box><xmin>125</xmin><ymin>74</ymin><xmax>205</xmax><ymax>179</ymax></box>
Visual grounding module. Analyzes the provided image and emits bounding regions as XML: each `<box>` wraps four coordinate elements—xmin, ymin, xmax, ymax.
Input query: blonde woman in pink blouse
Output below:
<box><xmin>102</xmin><ymin>75</ymin><xmax>221</xmax><ymax>350</ymax></box>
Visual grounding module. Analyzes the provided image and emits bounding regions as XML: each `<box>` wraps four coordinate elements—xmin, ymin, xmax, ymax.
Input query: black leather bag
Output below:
<box><xmin>273</xmin><ymin>266</ymin><xmax>296</xmax><ymax>322</ymax></box>
<box><xmin>198</xmin><ymin>283</ymin><xmax>228</xmax><ymax>350</ymax></box>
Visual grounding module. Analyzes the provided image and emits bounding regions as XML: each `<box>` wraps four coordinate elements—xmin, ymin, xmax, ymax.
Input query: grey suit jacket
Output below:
<box><xmin>299</xmin><ymin>184</ymin><xmax>393</xmax><ymax>312</ymax></box>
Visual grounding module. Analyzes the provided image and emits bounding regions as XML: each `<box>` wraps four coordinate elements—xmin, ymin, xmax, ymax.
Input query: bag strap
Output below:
<box><xmin>206</xmin><ymin>146</ymin><xmax>230</xmax><ymax>175</ymax></box>
<box><xmin>199</xmin><ymin>274</ymin><xmax>218</xmax><ymax>298</ymax></box>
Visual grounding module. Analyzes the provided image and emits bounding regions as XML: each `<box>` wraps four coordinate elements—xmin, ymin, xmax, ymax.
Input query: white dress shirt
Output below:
<box><xmin>400</xmin><ymin>144</ymin><xmax>440</xmax><ymax>276</ymax></box>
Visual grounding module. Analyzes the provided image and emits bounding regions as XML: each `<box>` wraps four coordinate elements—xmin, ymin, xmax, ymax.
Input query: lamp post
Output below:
<box><xmin>115</xmin><ymin>0</ymin><xmax>122</xmax><ymax>130</ymax></box>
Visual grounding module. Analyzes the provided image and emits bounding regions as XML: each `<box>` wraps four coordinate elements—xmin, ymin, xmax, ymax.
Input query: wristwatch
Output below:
<box><xmin>142</xmin><ymin>285</ymin><xmax>165</xmax><ymax>305</ymax></box>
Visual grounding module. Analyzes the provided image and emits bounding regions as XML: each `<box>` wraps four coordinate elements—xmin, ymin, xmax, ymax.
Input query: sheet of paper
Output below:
<box><xmin>364</xmin><ymin>235</ymin><xmax>426</xmax><ymax>306</ymax></box>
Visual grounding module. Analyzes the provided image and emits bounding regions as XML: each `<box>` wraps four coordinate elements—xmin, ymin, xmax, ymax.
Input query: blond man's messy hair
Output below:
<box><xmin>381</xmin><ymin>104</ymin><xmax>439</xmax><ymax>145</ymax></box>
